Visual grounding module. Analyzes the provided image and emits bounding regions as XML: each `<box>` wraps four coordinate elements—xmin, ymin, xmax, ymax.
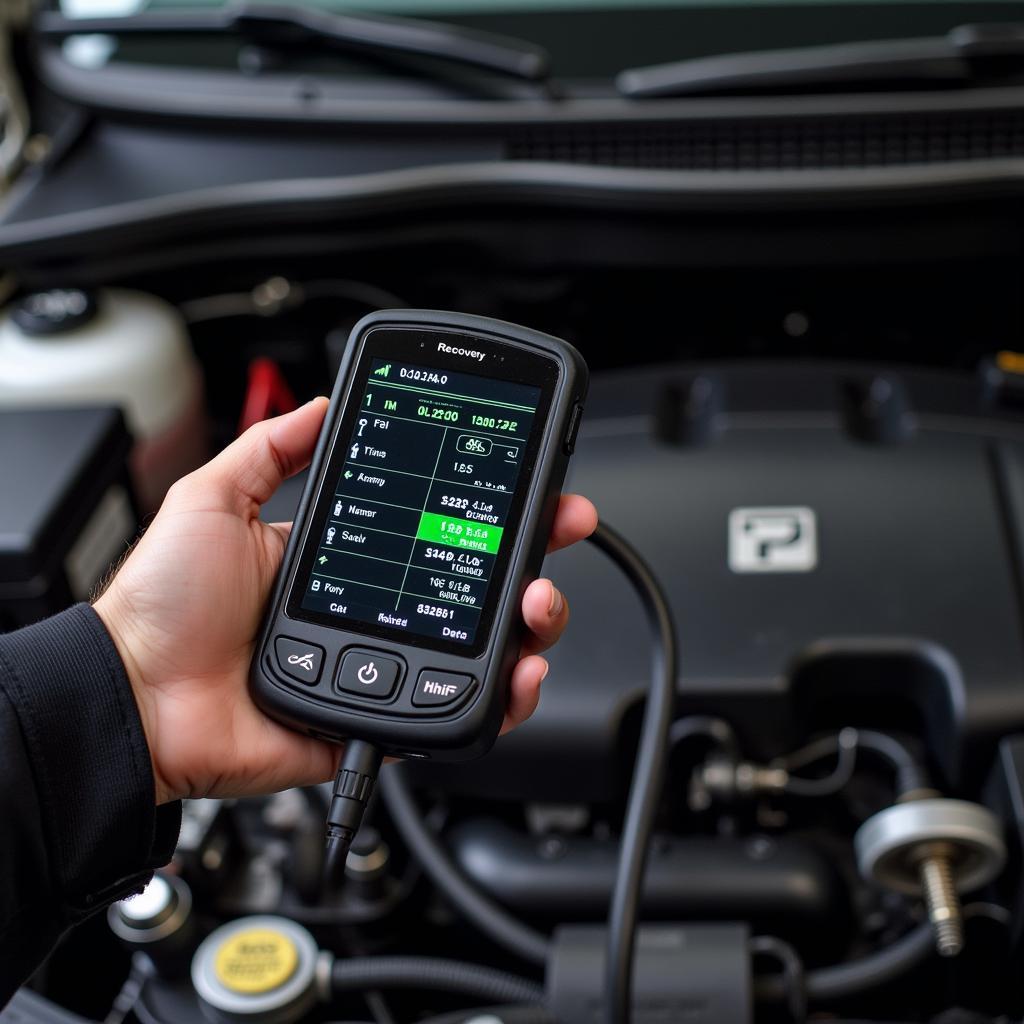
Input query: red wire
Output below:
<box><xmin>238</xmin><ymin>357</ymin><xmax>299</xmax><ymax>435</ymax></box>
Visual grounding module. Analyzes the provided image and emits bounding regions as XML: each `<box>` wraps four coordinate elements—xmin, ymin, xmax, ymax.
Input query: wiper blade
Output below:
<box><xmin>617</xmin><ymin>23</ymin><xmax>1024</xmax><ymax>98</ymax></box>
<box><xmin>35</xmin><ymin>2</ymin><xmax>550</xmax><ymax>83</ymax></box>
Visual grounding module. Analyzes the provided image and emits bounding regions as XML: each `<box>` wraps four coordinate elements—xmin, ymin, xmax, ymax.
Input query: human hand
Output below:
<box><xmin>94</xmin><ymin>398</ymin><xmax>597</xmax><ymax>804</ymax></box>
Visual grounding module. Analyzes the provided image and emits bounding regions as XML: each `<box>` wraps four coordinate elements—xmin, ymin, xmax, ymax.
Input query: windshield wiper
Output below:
<box><xmin>35</xmin><ymin>2</ymin><xmax>550</xmax><ymax>83</ymax></box>
<box><xmin>617</xmin><ymin>23</ymin><xmax>1024</xmax><ymax>98</ymax></box>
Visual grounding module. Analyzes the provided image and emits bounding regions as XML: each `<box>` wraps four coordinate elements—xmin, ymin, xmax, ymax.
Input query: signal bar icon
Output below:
<box><xmin>374</xmin><ymin>364</ymin><xmax>391</xmax><ymax>378</ymax></box>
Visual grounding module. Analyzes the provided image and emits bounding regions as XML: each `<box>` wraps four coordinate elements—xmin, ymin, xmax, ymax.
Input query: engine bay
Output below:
<box><xmin>4</xmin><ymin>260</ymin><xmax>1023</xmax><ymax>1024</ymax></box>
<box><xmin>5</xmin><ymin>6</ymin><xmax>1024</xmax><ymax>1016</ymax></box>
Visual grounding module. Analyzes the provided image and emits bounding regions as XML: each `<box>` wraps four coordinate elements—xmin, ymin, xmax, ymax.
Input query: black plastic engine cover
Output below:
<box><xmin>446</xmin><ymin>818</ymin><xmax>847</xmax><ymax>952</ymax></box>
<box><xmin>546</xmin><ymin>923</ymin><xmax>751</xmax><ymax>1024</ymax></box>
<box><xmin>418</xmin><ymin>361</ymin><xmax>1024</xmax><ymax>800</ymax></box>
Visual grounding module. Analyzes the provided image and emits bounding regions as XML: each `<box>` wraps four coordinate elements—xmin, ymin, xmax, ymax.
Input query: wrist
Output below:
<box><xmin>93</xmin><ymin>589</ymin><xmax>177</xmax><ymax>805</ymax></box>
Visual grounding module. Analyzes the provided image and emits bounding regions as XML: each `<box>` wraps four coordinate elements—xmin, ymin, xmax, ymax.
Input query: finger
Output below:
<box><xmin>214</xmin><ymin>721</ymin><xmax>342</xmax><ymax>799</ymax></box>
<box><xmin>268</xmin><ymin>521</ymin><xmax>294</xmax><ymax>547</ymax></box>
<box><xmin>188</xmin><ymin>398</ymin><xmax>329</xmax><ymax>515</ymax></box>
<box><xmin>548</xmin><ymin>494</ymin><xmax>599</xmax><ymax>553</ymax></box>
<box><xmin>520</xmin><ymin>578</ymin><xmax>569</xmax><ymax>655</ymax></box>
<box><xmin>500</xmin><ymin>654</ymin><xmax>549</xmax><ymax>735</ymax></box>
<box><xmin>260</xmin><ymin>734</ymin><xmax>341</xmax><ymax>792</ymax></box>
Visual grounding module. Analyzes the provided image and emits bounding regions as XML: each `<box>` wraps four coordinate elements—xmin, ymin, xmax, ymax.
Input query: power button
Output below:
<box><xmin>564</xmin><ymin>402</ymin><xmax>584</xmax><ymax>455</ymax></box>
<box><xmin>336</xmin><ymin>650</ymin><xmax>403</xmax><ymax>699</ymax></box>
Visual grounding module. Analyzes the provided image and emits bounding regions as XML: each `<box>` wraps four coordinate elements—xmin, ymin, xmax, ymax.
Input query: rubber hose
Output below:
<box><xmin>756</xmin><ymin>921</ymin><xmax>934</xmax><ymax>1005</ymax></box>
<box><xmin>806</xmin><ymin>922</ymin><xmax>933</xmax><ymax>1000</ymax></box>
<box><xmin>330</xmin><ymin>956</ymin><xmax>544</xmax><ymax>1005</ymax></box>
<box><xmin>855</xmin><ymin>730</ymin><xmax>929</xmax><ymax>797</ymax></box>
<box><xmin>587</xmin><ymin>522</ymin><xmax>678</xmax><ymax>1024</ymax></box>
<box><xmin>379</xmin><ymin>766</ymin><xmax>550</xmax><ymax>966</ymax></box>
<box><xmin>783</xmin><ymin>730</ymin><xmax>926</xmax><ymax>798</ymax></box>
<box><xmin>416</xmin><ymin>1007</ymin><xmax>557</xmax><ymax>1024</ymax></box>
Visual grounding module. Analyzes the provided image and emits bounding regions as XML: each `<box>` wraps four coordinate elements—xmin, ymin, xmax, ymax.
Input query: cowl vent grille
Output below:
<box><xmin>505</xmin><ymin>111</ymin><xmax>1024</xmax><ymax>171</ymax></box>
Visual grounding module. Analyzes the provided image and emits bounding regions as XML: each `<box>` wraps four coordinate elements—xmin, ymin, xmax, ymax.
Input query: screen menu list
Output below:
<box><xmin>299</xmin><ymin>358</ymin><xmax>542</xmax><ymax>646</ymax></box>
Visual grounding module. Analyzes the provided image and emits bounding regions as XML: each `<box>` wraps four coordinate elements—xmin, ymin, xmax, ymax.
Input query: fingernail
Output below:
<box><xmin>539</xmin><ymin>658</ymin><xmax>550</xmax><ymax>682</ymax></box>
<box><xmin>548</xmin><ymin>583</ymin><xmax>564</xmax><ymax>618</ymax></box>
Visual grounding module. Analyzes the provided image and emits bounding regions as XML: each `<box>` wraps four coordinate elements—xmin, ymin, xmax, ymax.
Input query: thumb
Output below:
<box><xmin>189</xmin><ymin>397</ymin><xmax>329</xmax><ymax>516</ymax></box>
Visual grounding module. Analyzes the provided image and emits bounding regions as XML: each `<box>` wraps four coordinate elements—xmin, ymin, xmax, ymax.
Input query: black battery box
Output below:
<box><xmin>0</xmin><ymin>407</ymin><xmax>137</xmax><ymax>631</ymax></box>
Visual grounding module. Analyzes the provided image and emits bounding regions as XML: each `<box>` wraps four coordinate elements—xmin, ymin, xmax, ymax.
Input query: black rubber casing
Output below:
<box><xmin>249</xmin><ymin>310</ymin><xmax>587</xmax><ymax>761</ymax></box>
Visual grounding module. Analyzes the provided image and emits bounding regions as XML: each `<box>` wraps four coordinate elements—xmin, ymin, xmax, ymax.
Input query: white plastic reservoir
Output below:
<box><xmin>0</xmin><ymin>288</ymin><xmax>206</xmax><ymax>511</ymax></box>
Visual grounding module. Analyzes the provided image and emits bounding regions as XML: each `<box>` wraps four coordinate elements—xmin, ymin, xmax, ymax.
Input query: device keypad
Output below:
<box><xmin>268</xmin><ymin>631</ymin><xmax>485</xmax><ymax>724</ymax></box>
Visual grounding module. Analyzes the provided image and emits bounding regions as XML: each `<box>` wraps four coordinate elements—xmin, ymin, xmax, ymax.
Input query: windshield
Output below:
<box><xmin>53</xmin><ymin>0</ymin><xmax>1024</xmax><ymax>81</ymax></box>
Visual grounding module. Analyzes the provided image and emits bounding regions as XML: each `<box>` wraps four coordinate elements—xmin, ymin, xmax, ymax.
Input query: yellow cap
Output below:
<box><xmin>213</xmin><ymin>928</ymin><xmax>298</xmax><ymax>995</ymax></box>
<box><xmin>997</xmin><ymin>351</ymin><xmax>1024</xmax><ymax>376</ymax></box>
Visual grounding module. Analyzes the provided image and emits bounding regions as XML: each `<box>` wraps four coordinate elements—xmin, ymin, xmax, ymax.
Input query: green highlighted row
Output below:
<box><xmin>416</xmin><ymin>511</ymin><xmax>503</xmax><ymax>555</ymax></box>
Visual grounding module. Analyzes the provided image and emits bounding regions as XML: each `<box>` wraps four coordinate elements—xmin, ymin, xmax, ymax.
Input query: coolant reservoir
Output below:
<box><xmin>0</xmin><ymin>288</ymin><xmax>206</xmax><ymax>511</ymax></box>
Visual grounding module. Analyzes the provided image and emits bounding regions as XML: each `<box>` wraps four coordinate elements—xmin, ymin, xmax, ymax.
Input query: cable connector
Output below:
<box><xmin>323</xmin><ymin>740</ymin><xmax>383</xmax><ymax>890</ymax></box>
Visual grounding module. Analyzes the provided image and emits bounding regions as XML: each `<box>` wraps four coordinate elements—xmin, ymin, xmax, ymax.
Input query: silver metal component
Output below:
<box><xmin>855</xmin><ymin>799</ymin><xmax>1005</xmax><ymax>895</ymax></box>
<box><xmin>855</xmin><ymin>798</ymin><xmax>1005</xmax><ymax>958</ymax></box>
<box><xmin>202</xmin><ymin>843</ymin><xmax>226</xmax><ymax>872</ymax></box>
<box><xmin>109</xmin><ymin>873</ymin><xmax>192</xmax><ymax>945</ymax></box>
<box><xmin>178</xmin><ymin>798</ymin><xmax>228</xmax><ymax>853</ymax></box>
<box><xmin>191</xmin><ymin>916</ymin><xmax>319</xmax><ymax>1024</ymax></box>
<box><xmin>252</xmin><ymin>276</ymin><xmax>294</xmax><ymax>314</ymax></box>
<box><xmin>314</xmin><ymin>951</ymin><xmax>334</xmax><ymax>1003</ymax></box>
<box><xmin>346</xmin><ymin>840</ymin><xmax>390</xmax><ymax>878</ymax></box>
<box><xmin>525</xmin><ymin>802</ymin><xmax>590</xmax><ymax>835</ymax></box>
<box><xmin>118</xmin><ymin>875</ymin><xmax>174</xmax><ymax>925</ymax></box>
<box><xmin>22</xmin><ymin>134</ymin><xmax>51</xmax><ymax>165</ymax></box>
<box><xmin>695</xmin><ymin>756</ymin><xmax>789</xmax><ymax>806</ymax></box>
<box><xmin>918</xmin><ymin>850</ymin><xmax>964</xmax><ymax>957</ymax></box>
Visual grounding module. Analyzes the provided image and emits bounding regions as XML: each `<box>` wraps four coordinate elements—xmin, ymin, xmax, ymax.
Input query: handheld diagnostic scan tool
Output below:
<box><xmin>250</xmin><ymin>311</ymin><xmax>587</xmax><ymax>869</ymax></box>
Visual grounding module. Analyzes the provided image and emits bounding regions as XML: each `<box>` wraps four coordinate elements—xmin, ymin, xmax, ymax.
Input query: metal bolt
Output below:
<box><xmin>855</xmin><ymin>797</ymin><xmax>1006</xmax><ymax>962</ymax></box>
<box><xmin>916</xmin><ymin>846</ymin><xmax>964</xmax><ymax>958</ymax></box>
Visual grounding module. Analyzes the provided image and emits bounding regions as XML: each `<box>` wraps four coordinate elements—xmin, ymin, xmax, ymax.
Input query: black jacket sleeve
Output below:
<box><xmin>0</xmin><ymin>604</ymin><xmax>181</xmax><ymax>1005</ymax></box>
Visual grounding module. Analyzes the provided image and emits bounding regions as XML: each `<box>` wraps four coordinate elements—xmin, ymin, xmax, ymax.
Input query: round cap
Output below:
<box><xmin>214</xmin><ymin>928</ymin><xmax>298</xmax><ymax>995</ymax></box>
<box><xmin>109</xmin><ymin>872</ymin><xmax>191</xmax><ymax>945</ymax></box>
<box><xmin>192</xmin><ymin>916</ymin><xmax>318</xmax><ymax>1024</ymax></box>
<box><xmin>11</xmin><ymin>289</ymin><xmax>97</xmax><ymax>336</ymax></box>
<box><xmin>118</xmin><ymin>874</ymin><xmax>175</xmax><ymax>926</ymax></box>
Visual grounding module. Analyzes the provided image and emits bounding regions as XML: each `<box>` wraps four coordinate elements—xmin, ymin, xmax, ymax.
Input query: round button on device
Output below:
<box><xmin>336</xmin><ymin>649</ymin><xmax>403</xmax><ymax>700</ymax></box>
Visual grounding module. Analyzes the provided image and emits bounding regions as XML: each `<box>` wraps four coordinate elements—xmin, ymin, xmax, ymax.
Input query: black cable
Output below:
<box><xmin>782</xmin><ymin>729</ymin><xmax>927</xmax><ymax>798</ymax></box>
<box><xmin>379</xmin><ymin>522</ymin><xmax>677</xmax><ymax>1020</ymax></box>
<box><xmin>380</xmin><ymin>765</ymin><xmax>551</xmax><ymax>965</ymax></box>
<box><xmin>669</xmin><ymin>715</ymin><xmax>739</xmax><ymax>759</ymax></box>
<box><xmin>783</xmin><ymin>728</ymin><xmax>858</xmax><ymax>798</ymax></box>
<box><xmin>806</xmin><ymin>922</ymin><xmax>933</xmax><ymax>1000</ymax></box>
<box><xmin>587</xmin><ymin>523</ymin><xmax>677</xmax><ymax>1024</ymax></box>
<box><xmin>755</xmin><ymin>922</ymin><xmax>934</xmax><ymax>1005</ymax></box>
<box><xmin>323</xmin><ymin>1012</ymin><xmax>555</xmax><ymax>1024</ymax></box>
<box><xmin>750</xmin><ymin>936</ymin><xmax>806</xmax><ymax>1023</ymax></box>
<box><xmin>364</xmin><ymin>990</ymin><xmax>397</xmax><ymax>1024</ymax></box>
<box><xmin>413</xmin><ymin>1008</ymin><xmax>556</xmax><ymax>1024</ymax></box>
<box><xmin>330</xmin><ymin>956</ymin><xmax>544</xmax><ymax>1004</ymax></box>
<box><xmin>324</xmin><ymin>740</ymin><xmax>383</xmax><ymax>890</ymax></box>
<box><xmin>857</xmin><ymin>730</ymin><xmax>929</xmax><ymax>797</ymax></box>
